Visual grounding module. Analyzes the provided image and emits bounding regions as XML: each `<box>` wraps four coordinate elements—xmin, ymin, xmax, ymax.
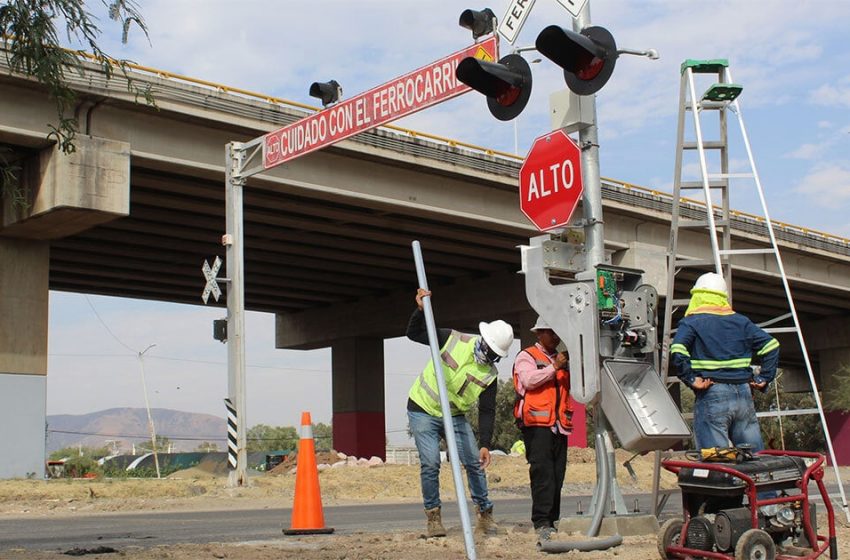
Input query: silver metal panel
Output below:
<box><xmin>0</xmin><ymin>373</ymin><xmax>45</xmax><ymax>479</ymax></box>
<box><xmin>600</xmin><ymin>359</ymin><xmax>690</xmax><ymax>453</ymax></box>
<box><xmin>521</xmin><ymin>239</ymin><xmax>600</xmax><ymax>404</ymax></box>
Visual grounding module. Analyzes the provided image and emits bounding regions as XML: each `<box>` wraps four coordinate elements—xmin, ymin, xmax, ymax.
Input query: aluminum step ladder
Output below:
<box><xmin>654</xmin><ymin>58</ymin><xmax>849</xmax><ymax>521</ymax></box>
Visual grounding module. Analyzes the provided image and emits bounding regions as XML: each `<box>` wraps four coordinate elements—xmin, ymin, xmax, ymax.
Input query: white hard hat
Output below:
<box><xmin>530</xmin><ymin>317</ymin><xmax>551</xmax><ymax>332</ymax></box>
<box><xmin>693</xmin><ymin>272</ymin><xmax>728</xmax><ymax>295</ymax></box>
<box><xmin>478</xmin><ymin>320</ymin><xmax>514</xmax><ymax>357</ymax></box>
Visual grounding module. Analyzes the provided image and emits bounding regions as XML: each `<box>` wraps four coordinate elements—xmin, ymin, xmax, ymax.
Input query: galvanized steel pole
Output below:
<box><xmin>574</xmin><ymin>1</ymin><xmax>628</xmax><ymax>518</ymax></box>
<box><xmin>225</xmin><ymin>142</ymin><xmax>249</xmax><ymax>486</ymax></box>
<box><xmin>412</xmin><ymin>241</ymin><xmax>477</xmax><ymax>560</ymax></box>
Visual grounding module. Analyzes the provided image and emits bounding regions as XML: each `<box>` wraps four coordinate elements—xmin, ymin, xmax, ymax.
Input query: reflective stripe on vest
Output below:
<box><xmin>409</xmin><ymin>330</ymin><xmax>496</xmax><ymax>417</ymax></box>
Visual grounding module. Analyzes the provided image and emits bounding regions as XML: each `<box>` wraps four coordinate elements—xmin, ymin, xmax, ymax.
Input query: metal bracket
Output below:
<box><xmin>521</xmin><ymin>237</ymin><xmax>600</xmax><ymax>404</ymax></box>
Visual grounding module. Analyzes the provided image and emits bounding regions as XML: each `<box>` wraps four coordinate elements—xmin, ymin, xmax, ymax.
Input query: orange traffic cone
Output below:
<box><xmin>283</xmin><ymin>411</ymin><xmax>334</xmax><ymax>535</ymax></box>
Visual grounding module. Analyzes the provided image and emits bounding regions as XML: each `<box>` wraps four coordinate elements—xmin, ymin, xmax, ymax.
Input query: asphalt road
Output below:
<box><xmin>1</xmin><ymin>489</ymin><xmax>841</xmax><ymax>554</ymax></box>
<box><xmin>0</xmin><ymin>493</ymin><xmax>667</xmax><ymax>553</ymax></box>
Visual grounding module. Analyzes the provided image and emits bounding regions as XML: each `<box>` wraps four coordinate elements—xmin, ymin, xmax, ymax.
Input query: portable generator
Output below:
<box><xmin>659</xmin><ymin>450</ymin><xmax>837</xmax><ymax>560</ymax></box>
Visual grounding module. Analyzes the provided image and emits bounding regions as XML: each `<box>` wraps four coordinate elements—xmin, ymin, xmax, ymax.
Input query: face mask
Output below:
<box><xmin>474</xmin><ymin>338</ymin><xmax>500</xmax><ymax>365</ymax></box>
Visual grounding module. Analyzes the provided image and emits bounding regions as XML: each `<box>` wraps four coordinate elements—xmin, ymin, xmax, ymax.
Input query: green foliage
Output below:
<box><xmin>101</xmin><ymin>462</ymin><xmax>183</xmax><ymax>478</ymax></box>
<box><xmin>247</xmin><ymin>422</ymin><xmax>333</xmax><ymax>452</ymax></box>
<box><xmin>49</xmin><ymin>445</ymin><xmax>110</xmax><ymax>461</ymax></box>
<box><xmin>754</xmin><ymin>381</ymin><xmax>825</xmax><ymax>452</ymax></box>
<box><xmin>136</xmin><ymin>435</ymin><xmax>171</xmax><ymax>452</ymax></box>
<box><xmin>313</xmin><ymin>422</ymin><xmax>333</xmax><ymax>452</ymax></box>
<box><xmin>825</xmin><ymin>366</ymin><xmax>850</xmax><ymax>413</ymax></box>
<box><xmin>62</xmin><ymin>454</ymin><xmax>100</xmax><ymax>478</ymax></box>
<box><xmin>467</xmin><ymin>379</ymin><xmax>521</xmax><ymax>453</ymax></box>
<box><xmin>246</xmin><ymin>424</ymin><xmax>298</xmax><ymax>452</ymax></box>
<box><xmin>0</xmin><ymin>0</ymin><xmax>155</xmax><ymax>204</ymax></box>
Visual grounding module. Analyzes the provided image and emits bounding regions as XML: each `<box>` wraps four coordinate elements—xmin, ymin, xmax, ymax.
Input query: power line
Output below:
<box><xmin>83</xmin><ymin>295</ymin><xmax>138</xmax><ymax>354</ymax></box>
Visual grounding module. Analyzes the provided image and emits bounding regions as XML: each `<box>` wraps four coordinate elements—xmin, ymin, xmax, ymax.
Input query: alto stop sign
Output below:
<box><xmin>519</xmin><ymin>130</ymin><xmax>584</xmax><ymax>231</ymax></box>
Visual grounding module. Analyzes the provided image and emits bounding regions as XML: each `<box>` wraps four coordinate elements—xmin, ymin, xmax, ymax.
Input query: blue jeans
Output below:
<box><xmin>408</xmin><ymin>410</ymin><xmax>492</xmax><ymax>512</ymax></box>
<box><xmin>693</xmin><ymin>382</ymin><xmax>765</xmax><ymax>452</ymax></box>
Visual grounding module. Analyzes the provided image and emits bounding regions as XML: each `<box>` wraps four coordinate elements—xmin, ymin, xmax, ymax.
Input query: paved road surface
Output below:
<box><xmin>0</xmin><ymin>493</ymin><xmax>667</xmax><ymax>552</ymax></box>
<box><xmin>1</xmin><ymin>489</ymin><xmax>840</xmax><ymax>553</ymax></box>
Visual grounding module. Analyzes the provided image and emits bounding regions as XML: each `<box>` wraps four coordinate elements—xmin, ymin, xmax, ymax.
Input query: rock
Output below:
<box><xmin>367</xmin><ymin>456</ymin><xmax>383</xmax><ymax>466</ymax></box>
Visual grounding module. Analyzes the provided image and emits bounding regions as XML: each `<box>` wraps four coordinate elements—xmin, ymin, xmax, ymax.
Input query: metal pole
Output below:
<box><xmin>225</xmin><ymin>142</ymin><xmax>249</xmax><ymax>487</ymax></box>
<box><xmin>574</xmin><ymin>1</ymin><xmax>627</xmax><ymax>519</ymax></box>
<box><xmin>137</xmin><ymin>343</ymin><xmax>160</xmax><ymax>479</ymax></box>
<box><xmin>575</xmin><ymin>6</ymin><xmax>604</xmax><ymax>270</ymax></box>
<box><xmin>411</xmin><ymin>241</ymin><xmax>477</xmax><ymax>560</ymax></box>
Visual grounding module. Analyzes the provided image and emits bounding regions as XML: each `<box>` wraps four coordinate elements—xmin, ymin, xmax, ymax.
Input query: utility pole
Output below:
<box><xmin>137</xmin><ymin>343</ymin><xmax>161</xmax><ymax>479</ymax></box>
<box><xmin>224</xmin><ymin>142</ymin><xmax>248</xmax><ymax>487</ymax></box>
<box><xmin>572</xmin><ymin>2</ymin><xmax>628</xmax><ymax>516</ymax></box>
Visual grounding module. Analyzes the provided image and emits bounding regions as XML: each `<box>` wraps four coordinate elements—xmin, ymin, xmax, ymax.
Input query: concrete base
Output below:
<box><xmin>0</xmin><ymin>373</ymin><xmax>46</xmax><ymax>479</ymax></box>
<box><xmin>558</xmin><ymin>514</ymin><xmax>660</xmax><ymax>536</ymax></box>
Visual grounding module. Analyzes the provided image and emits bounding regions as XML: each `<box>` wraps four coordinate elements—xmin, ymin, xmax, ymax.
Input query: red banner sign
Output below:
<box><xmin>262</xmin><ymin>36</ymin><xmax>498</xmax><ymax>170</ymax></box>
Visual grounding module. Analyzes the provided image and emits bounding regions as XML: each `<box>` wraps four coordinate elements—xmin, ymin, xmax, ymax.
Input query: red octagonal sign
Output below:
<box><xmin>519</xmin><ymin>130</ymin><xmax>584</xmax><ymax>231</ymax></box>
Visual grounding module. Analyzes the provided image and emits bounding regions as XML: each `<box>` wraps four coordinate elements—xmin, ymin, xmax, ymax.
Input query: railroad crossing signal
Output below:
<box><xmin>455</xmin><ymin>53</ymin><xmax>533</xmax><ymax>121</ymax></box>
<box><xmin>201</xmin><ymin>256</ymin><xmax>223</xmax><ymax>304</ymax></box>
<box><xmin>536</xmin><ymin>25</ymin><xmax>618</xmax><ymax>96</ymax></box>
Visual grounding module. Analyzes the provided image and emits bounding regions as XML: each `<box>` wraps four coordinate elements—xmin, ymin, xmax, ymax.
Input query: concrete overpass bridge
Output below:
<box><xmin>2</xmin><ymin>56</ymin><xmax>850</xmax><ymax>477</ymax></box>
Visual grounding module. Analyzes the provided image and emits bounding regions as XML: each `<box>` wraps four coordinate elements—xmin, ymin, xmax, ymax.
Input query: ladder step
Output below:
<box><xmin>681</xmin><ymin>59</ymin><xmax>729</xmax><ymax>75</ymax></box>
<box><xmin>680</xmin><ymin>180</ymin><xmax>727</xmax><ymax>189</ymax></box>
<box><xmin>686</xmin><ymin>101</ymin><xmax>729</xmax><ymax>111</ymax></box>
<box><xmin>683</xmin><ymin>141</ymin><xmax>725</xmax><ymax>150</ymax></box>
<box><xmin>702</xmin><ymin>83</ymin><xmax>743</xmax><ymax>102</ymax></box>
<box><xmin>671</xmin><ymin>299</ymin><xmax>690</xmax><ymax>307</ymax></box>
<box><xmin>708</xmin><ymin>173</ymin><xmax>754</xmax><ymax>180</ymax></box>
<box><xmin>717</xmin><ymin>248</ymin><xmax>775</xmax><ymax>256</ymax></box>
<box><xmin>764</xmin><ymin>327</ymin><xmax>798</xmax><ymax>334</ymax></box>
<box><xmin>678</xmin><ymin>219</ymin><xmax>731</xmax><ymax>229</ymax></box>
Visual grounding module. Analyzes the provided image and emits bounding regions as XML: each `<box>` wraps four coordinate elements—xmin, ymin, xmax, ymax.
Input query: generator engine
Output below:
<box><xmin>675</xmin><ymin>453</ymin><xmax>816</xmax><ymax>552</ymax></box>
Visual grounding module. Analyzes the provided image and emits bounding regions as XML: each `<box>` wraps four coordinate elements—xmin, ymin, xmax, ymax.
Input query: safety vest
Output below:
<box><xmin>513</xmin><ymin>345</ymin><xmax>573</xmax><ymax>431</ymax></box>
<box><xmin>408</xmin><ymin>330</ymin><xmax>498</xmax><ymax>417</ymax></box>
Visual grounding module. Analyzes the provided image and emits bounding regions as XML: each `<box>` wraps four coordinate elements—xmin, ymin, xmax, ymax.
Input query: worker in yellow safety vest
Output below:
<box><xmin>407</xmin><ymin>288</ymin><xmax>513</xmax><ymax>538</ymax></box>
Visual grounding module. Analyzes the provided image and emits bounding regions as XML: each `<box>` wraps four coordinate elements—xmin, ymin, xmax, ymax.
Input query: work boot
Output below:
<box><xmin>424</xmin><ymin>506</ymin><xmax>447</xmax><ymax>538</ymax></box>
<box><xmin>475</xmin><ymin>506</ymin><xmax>500</xmax><ymax>536</ymax></box>
<box><xmin>537</xmin><ymin>526</ymin><xmax>555</xmax><ymax>543</ymax></box>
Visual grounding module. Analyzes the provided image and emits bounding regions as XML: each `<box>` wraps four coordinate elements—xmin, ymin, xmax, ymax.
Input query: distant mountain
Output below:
<box><xmin>46</xmin><ymin>408</ymin><xmax>226</xmax><ymax>454</ymax></box>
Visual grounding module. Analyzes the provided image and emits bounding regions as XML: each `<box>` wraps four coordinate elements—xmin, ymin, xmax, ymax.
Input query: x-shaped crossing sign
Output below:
<box><xmin>499</xmin><ymin>0</ymin><xmax>588</xmax><ymax>44</ymax></box>
<box><xmin>201</xmin><ymin>256</ymin><xmax>223</xmax><ymax>304</ymax></box>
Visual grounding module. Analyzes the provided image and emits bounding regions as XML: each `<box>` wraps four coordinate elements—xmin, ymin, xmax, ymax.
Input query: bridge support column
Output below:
<box><xmin>0</xmin><ymin>238</ymin><xmax>49</xmax><ymax>478</ymax></box>
<box><xmin>331</xmin><ymin>337</ymin><xmax>386</xmax><ymax>460</ymax></box>
<box><xmin>822</xmin><ymin>347</ymin><xmax>850</xmax><ymax>465</ymax></box>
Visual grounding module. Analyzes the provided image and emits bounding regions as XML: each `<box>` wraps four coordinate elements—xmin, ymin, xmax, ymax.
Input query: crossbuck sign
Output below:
<box><xmin>201</xmin><ymin>256</ymin><xmax>223</xmax><ymax>304</ymax></box>
<box><xmin>499</xmin><ymin>0</ymin><xmax>588</xmax><ymax>44</ymax></box>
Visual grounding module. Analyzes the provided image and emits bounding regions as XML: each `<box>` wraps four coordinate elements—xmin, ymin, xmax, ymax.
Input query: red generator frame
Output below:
<box><xmin>659</xmin><ymin>450</ymin><xmax>836</xmax><ymax>560</ymax></box>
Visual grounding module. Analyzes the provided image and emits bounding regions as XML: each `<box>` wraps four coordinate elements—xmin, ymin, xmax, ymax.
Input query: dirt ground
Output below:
<box><xmin>1</xmin><ymin>450</ymin><xmax>849</xmax><ymax>559</ymax></box>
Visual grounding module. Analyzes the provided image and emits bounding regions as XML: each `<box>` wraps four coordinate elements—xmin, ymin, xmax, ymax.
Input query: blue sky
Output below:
<box><xmin>47</xmin><ymin>0</ymin><xmax>850</xmax><ymax>447</ymax></box>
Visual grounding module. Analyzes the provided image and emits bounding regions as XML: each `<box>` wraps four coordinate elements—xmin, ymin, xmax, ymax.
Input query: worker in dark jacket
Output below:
<box><xmin>406</xmin><ymin>288</ymin><xmax>513</xmax><ymax>538</ymax></box>
<box><xmin>671</xmin><ymin>272</ymin><xmax>779</xmax><ymax>453</ymax></box>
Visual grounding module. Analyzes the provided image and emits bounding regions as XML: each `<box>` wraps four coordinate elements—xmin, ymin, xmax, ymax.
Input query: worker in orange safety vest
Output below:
<box><xmin>512</xmin><ymin>316</ymin><xmax>573</xmax><ymax>543</ymax></box>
